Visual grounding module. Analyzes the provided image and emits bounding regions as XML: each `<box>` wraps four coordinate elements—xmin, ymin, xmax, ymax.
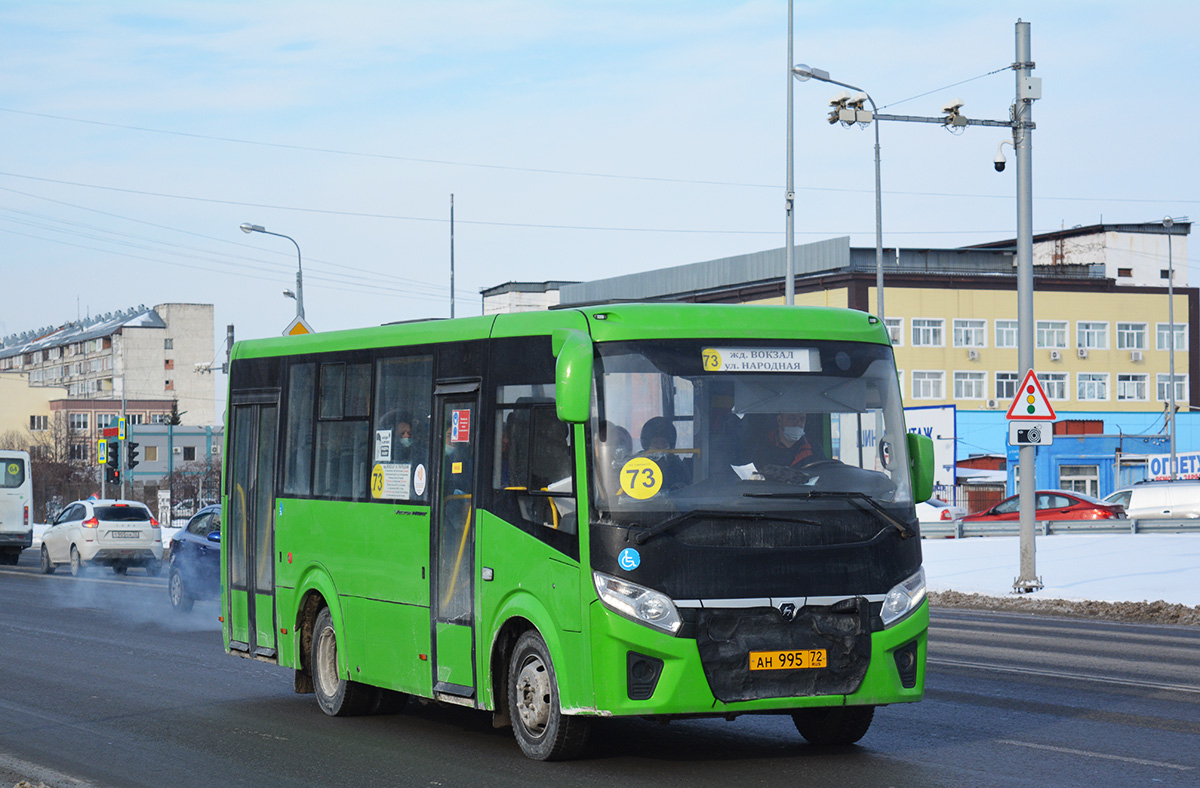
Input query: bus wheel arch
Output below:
<box><xmin>293</xmin><ymin>590</ymin><xmax>327</xmax><ymax>694</ymax></box>
<box><xmin>507</xmin><ymin>628</ymin><xmax>590</xmax><ymax>760</ymax></box>
<box><xmin>489</xmin><ymin>616</ymin><xmax>535</xmax><ymax>729</ymax></box>
<box><xmin>310</xmin><ymin>605</ymin><xmax>376</xmax><ymax>716</ymax></box>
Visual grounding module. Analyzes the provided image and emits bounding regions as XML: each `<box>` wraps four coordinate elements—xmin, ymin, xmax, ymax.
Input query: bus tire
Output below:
<box><xmin>508</xmin><ymin>629</ymin><xmax>589</xmax><ymax>761</ymax></box>
<box><xmin>69</xmin><ymin>546</ymin><xmax>86</xmax><ymax>577</ymax></box>
<box><xmin>40</xmin><ymin>546</ymin><xmax>55</xmax><ymax>575</ymax></box>
<box><xmin>311</xmin><ymin>607</ymin><xmax>375</xmax><ymax>717</ymax></box>
<box><xmin>792</xmin><ymin>705</ymin><xmax>875</xmax><ymax>746</ymax></box>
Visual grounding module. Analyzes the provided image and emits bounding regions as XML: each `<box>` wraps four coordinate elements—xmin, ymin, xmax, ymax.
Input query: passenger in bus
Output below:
<box><xmin>746</xmin><ymin>412</ymin><xmax>826</xmax><ymax>472</ymax></box>
<box><xmin>593</xmin><ymin>420</ymin><xmax>632</xmax><ymax>501</ymax></box>
<box><xmin>639</xmin><ymin>416</ymin><xmax>688</xmax><ymax>489</ymax></box>
<box><xmin>389</xmin><ymin>411</ymin><xmax>417</xmax><ymax>463</ymax></box>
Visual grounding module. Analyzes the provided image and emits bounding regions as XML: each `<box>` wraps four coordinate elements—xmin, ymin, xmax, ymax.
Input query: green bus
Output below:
<box><xmin>221</xmin><ymin>303</ymin><xmax>934</xmax><ymax>760</ymax></box>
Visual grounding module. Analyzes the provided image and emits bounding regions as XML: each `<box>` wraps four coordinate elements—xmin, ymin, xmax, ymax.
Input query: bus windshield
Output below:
<box><xmin>590</xmin><ymin>338</ymin><xmax>911</xmax><ymax>542</ymax></box>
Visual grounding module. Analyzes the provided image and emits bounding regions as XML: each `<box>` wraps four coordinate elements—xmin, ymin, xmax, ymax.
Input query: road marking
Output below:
<box><xmin>997</xmin><ymin>740</ymin><xmax>1194</xmax><ymax>771</ymax></box>
<box><xmin>929</xmin><ymin>657</ymin><xmax>1200</xmax><ymax>695</ymax></box>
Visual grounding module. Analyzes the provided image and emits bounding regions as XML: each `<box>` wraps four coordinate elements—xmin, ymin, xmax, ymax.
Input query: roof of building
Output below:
<box><xmin>480</xmin><ymin>280</ymin><xmax>580</xmax><ymax>296</ymax></box>
<box><xmin>966</xmin><ymin>220</ymin><xmax>1190</xmax><ymax>250</ymax></box>
<box><xmin>0</xmin><ymin>305</ymin><xmax>166</xmax><ymax>358</ymax></box>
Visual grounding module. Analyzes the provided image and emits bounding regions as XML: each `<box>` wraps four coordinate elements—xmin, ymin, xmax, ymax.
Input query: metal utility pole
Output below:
<box><xmin>1165</xmin><ymin>217</ymin><xmax>1178</xmax><ymax>479</ymax></box>
<box><xmin>120</xmin><ymin>374</ymin><xmax>128</xmax><ymax>500</ymax></box>
<box><xmin>1013</xmin><ymin>20</ymin><xmax>1042</xmax><ymax>593</ymax></box>
<box><xmin>784</xmin><ymin>0</ymin><xmax>795</xmax><ymax>306</ymax></box>
<box><xmin>450</xmin><ymin>194</ymin><xmax>456</xmax><ymax>318</ymax></box>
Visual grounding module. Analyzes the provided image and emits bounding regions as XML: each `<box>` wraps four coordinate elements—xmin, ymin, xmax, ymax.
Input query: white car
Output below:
<box><xmin>39</xmin><ymin>498</ymin><xmax>163</xmax><ymax>577</ymax></box>
<box><xmin>915</xmin><ymin>497</ymin><xmax>967</xmax><ymax>523</ymax></box>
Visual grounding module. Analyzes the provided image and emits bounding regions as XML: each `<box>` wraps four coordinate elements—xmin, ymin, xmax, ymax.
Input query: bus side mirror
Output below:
<box><xmin>907</xmin><ymin>432</ymin><xmax>935</xmax><ymax>503</ymax></box>
<box><xmin>552</xmin><ymin>329</ymin><xmax>594</xmax><ymax>423</ymax></box>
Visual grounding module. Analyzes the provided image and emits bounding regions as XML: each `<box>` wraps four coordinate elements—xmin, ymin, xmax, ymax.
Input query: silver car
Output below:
<box><xmin>40</xmin><ymin>499</ymin><xmax>164</xmax><ymax>577</ymax></box>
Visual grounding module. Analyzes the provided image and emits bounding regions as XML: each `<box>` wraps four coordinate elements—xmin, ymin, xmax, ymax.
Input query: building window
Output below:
<box><xmin>165</xmin><ymin>380</ymin><xmax>174</xmax><ymax>391</ymax></box>
<box><xmin>912</xmin><ymin>370</ymin><xmax>945</xmax><ymax>399</ymax></box>
<box><xmin>1036</xmin><ymin>321</ymin><xmax>1068</xmax><ymax>349</ymax></box>
<box><xmin>995</xmin><ymin>320</ymin><xmax>1018</xmax><ymax>349</ymax></box>
<box><xmin>1077</xmin><ymin>322</ymin><xmax>1108</xmax><ymax>350</ymax></box>
<box><xmin>1161</xmin><ymin>269</ymin><xmax>1172</xmax><ymax>280</ymax></box>
<box><xmin>1038</xmin><ymin>372</ymin><xmax>1068</xmax><ymax>400</ymax></box>
<box><xmin>912</xmin><ymin>319</ymin><xmax>944</xmax><ymax>347</ymax></box>
<box><xmin>1077</xmin><ymin>373</ymin><xmax>1108</xmax><ymax>401</ymax></box>
<box><xmin>183</xmin><ymin>446</ymin><xmax>196</xmax><ymax>461</ymax></box>
<box><xmin>151</xmin><ymin>413</ymin><xmax>170</xmax><ymax>424</ymax></box>
<box><xmin>1116</xmin><ymin>322</ymin><xmax>1147</xmax><ymax>350</ymax></box>
<box><xmin>1156</xmin><ymin>323</ymin><xmax>1188</xmax><ymax>351</ymax></box>
<box><xmin>1117</xmin><ymin>374</ymin><xmax>1147</xmax><ymax>401</ymax></box>
<box><xmin>1059</xmin><ymin>464</ymin><xmax>1100</xmax><ymax>498</ymax></box>
<box><xmin>29</xmin><ymin>415</ymin><xmax>49</xmax><ymax>431</ymax></box>
<box><xmin>1117</xmin><ymin>267</ymin><xmax>1132</xmax><ymax>278</ymax></box>
<box><xmin>145</xmin><ymin>446</ymin><xmax>159</xmax><ymax>463</ymax></box>
<box><xmin>164</xmin><ymin>359</ymin><xmax>174</xmax><ymax>370</ymax></box>
<box><xmin>69</xmin><ymin>443</ymin><xmax>87</xmax><ymax>461</ymax></box>
<box><xmin>68</xmin><ymin>413</ymin><xmax>89</xmax><ymax>432</ymax></box>
<box><xmin>953</xmin><ymin>371</ymin><xmax>986</xmax><ymax>399</ymax></box>
<box><xmin>128</xmin><ymin>414</ymin><xmax>144</xmax><ymax>425</ymax></box>
<box><xmin>884</xmin><ymin>318</ymin><xmax>903</xmax><ymax>346</ymax></box>
<box><xmin>953</xmin><ymin>319</ymin><xmax>987</xmax><ymax>348</ymax></box>
<box><xmin>164</xmin><ymin>338</ymin><xmax>174</xmax><ymax>350</ymax></box>
<box><xmin>1157</xmin><ymin>374</ymin><xmax>1187</xmax><ymax>403</ymax></box>
<box><xmin>995</xmin><ymin>371</ymin><xmax>1019</xmax><ymax>401</ymax></box>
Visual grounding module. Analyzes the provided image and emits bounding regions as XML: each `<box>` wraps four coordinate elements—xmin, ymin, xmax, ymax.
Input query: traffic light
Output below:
<box><xmin>106</xmin><ymin>465</ymin><xmax>120</xmax><ymax>486</ymax></box>
<box><xmin>106</xmin><ymin>441</ymin><xmax>119</xmax><ymax>472</ymax></box>
<box><xmin>126</xmin><ymin>442</ymin><xmax>140</xmax><ymax>471</ymax></box>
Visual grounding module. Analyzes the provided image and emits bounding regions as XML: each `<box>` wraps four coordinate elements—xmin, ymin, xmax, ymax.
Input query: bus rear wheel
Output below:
<box><xmin>508</xmin><ymin>630</ymin><xmax>589</xmax><ymax>761</ymax></box>
<box><xmin>311</xmin><ymin>607</ymin><xmax>376</xmax><ymax>717</ymax></box>
<box><xmin>792</xmin><ymin>705</ymin><xmax>875</xmax><ymax>746</ymax></box>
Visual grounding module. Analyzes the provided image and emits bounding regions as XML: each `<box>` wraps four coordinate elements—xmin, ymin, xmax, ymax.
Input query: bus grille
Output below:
<box><xmin>694</xmin><ymin>601</ymin><xmax>871</xmax><ymax>703</ymax></box>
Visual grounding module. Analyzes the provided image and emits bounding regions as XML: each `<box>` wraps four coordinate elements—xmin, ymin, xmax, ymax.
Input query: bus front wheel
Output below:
<box><xmin>311</xmin><ymin>607</ymin><xmax>376</xmax><ymax>717</ymax></box>
<box><xmin>508</xmin><ymin>629</ymin><xmax>589</xmax><ymax>761</ymax></box>
<box><xmin>792</xmin><ymin>705</ymin><xmax>875</xmax><ymax>745</ymax></box>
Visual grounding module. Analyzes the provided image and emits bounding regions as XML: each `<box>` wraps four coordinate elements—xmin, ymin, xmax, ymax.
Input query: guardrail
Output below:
<box><xmin>920</xmin><ymin>517</ymin><xmax>1200</xmax><ymax>538</ymax></box>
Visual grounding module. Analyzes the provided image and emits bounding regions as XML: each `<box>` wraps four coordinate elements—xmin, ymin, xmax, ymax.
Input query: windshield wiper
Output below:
<box><xmin>743</xmin><ymin>490</ymin><xmax>915</xmax><ymax>538</ymax></box>
<box><xmin>630</xmin><ymin>509</ymin><xmax>821</xmax><ymax>545</ymax></box>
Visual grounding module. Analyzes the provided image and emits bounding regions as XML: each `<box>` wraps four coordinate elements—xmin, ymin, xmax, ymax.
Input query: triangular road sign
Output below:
<box><xmin>283</xmin><ymin>316</ymin><xmax>314</xmax><ymax>336</ymax></box>
<box><xmin>1006</xmin><ymin>370</ymin><xmax>1057</xmax><ymax>421</ymax></box>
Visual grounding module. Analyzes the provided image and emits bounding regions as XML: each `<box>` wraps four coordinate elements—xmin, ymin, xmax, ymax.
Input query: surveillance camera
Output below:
<box><xmin>994</xmin><ymin>151</ymin><xmax>1006</xmax><ymax>172</ymax></box>
<box><xmin>828</xmin><ymin>90</ymin><xmax>851</xmax><ymax>107</ymax></box>
<box><xmin>941</xmin><ymin>97</ymin><xmax>965</xmax><ymax>114</ymax></box>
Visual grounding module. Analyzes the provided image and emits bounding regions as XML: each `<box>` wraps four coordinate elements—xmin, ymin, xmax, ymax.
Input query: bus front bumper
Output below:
<box><xmin>584</xmin><ymin>599</ymin><xmax>928</xmax><ymax>717</ymax></box>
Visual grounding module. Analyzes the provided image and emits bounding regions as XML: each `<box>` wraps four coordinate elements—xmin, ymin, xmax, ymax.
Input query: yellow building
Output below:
<box><xmin>0</xmin><ymin>373</ymin><xmax>67</xmax><ymax>445</ymax></box>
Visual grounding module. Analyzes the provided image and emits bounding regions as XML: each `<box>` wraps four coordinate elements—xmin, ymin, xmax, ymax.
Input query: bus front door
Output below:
<box><xmin>226</xmin><ymin>400</ymin><xmax>278</xmax><ymax>659</ymax></box>
<box><xmin>431</xmin><ymin>390</ymin><xmax>478</xmax><ymax>702</ymax></box>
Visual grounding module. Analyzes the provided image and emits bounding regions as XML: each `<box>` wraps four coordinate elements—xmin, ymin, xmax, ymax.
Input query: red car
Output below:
<box><xmin>963</xmin><ymin>489</ymin><xmax>1125</xmax><ymax>522</ymax></box>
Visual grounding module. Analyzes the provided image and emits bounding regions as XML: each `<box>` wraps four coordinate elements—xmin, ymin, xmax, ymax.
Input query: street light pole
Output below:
<box><xmin>240</xmin><ymin>223</ymin><xmax>304</xmax><ymax>319</ymax></box>
<box><xmin>791</xmin><ymin>65</ymin><xmax>885</xmax><ymax>321</ymax></box>
<box><xmin>784</xmin><ymin>0</ymin><xmax>795</xmax><ymax>306</ymax></box>
<box><xmin>1165</xmin><ymin>216</ymin><xmax>1177</xmax><ymax>479</ymax></box>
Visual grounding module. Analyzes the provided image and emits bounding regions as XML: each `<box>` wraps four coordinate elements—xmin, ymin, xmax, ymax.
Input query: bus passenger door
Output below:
<box><xmin>431</xmin><ymin>387</ymin><xmax>479</xmax><ymax>702</ymax></box>
<box><xmin>227</xmin><ymin>399</ymin><xmax>279</xmax><ymax>659</ymax></box>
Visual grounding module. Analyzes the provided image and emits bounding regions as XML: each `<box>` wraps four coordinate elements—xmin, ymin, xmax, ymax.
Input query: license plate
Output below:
<box><xmin>748</xmin><ymin>649</ymin><xmax>827</xmax><ymax>671</ymax></box>
<box><xmin>110</xmin><ymin>531</ymin><xmax>141</xmax><ymax>539</ymax></box>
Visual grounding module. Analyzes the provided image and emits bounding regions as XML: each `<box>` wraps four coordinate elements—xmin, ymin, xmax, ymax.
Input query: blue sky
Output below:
<box><xmin>1</xmin><ymin>1</ymin><xmax>1196</xmax><ymax>392</ymax></box>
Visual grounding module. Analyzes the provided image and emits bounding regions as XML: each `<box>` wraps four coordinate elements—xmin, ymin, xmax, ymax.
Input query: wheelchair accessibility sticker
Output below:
<box><xmin>617</xmin><ymin>547</ymin><xmax>641</xmax><ymax>571</ymax></box>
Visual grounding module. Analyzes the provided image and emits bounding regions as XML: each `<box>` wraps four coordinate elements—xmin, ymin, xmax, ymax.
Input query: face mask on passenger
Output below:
<box><xmin>782</xmin><ymin>426</ymin><xmax>805</xmax><ymax>442</ymax></box>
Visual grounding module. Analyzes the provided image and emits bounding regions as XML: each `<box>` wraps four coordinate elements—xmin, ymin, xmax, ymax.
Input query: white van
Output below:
<box><xmin>0</xmin><ymin>450</ymin><xmax>33</xmax><ymax>565</ymax></box>
<box><xmin>1111</xmin><ymin>480</ymin><xmax>1200</xmax><ymax>520</ymax></box>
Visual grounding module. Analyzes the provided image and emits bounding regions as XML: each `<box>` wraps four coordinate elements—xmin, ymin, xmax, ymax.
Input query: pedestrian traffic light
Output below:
<box><xmin>126</xmin><ymin>442</ymin><xmax>140</xmax><ymax>471</ymax></box>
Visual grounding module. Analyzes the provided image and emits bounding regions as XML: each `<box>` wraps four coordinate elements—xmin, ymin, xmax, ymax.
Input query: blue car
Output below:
<box><xmin>168</xmin><ymin>505</ymin><xmax>221</xmax><ymax>613</ymax></box>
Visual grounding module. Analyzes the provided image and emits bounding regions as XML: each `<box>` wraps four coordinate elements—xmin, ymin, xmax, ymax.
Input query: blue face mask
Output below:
<box><xmin>399</xmin><ymin>436</ymin><xmax>413</xmax><ymax>448</ymax></box>
<box><xmin>782</xmin><ymin>426</ymin><xmax>805</xmax><ymax>443</ymax></box>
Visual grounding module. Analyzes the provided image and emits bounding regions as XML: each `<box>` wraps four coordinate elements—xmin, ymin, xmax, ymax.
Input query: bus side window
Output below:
<box><xmin>494</xmin><ymin>398</ymin><xmax>576</xmax><ymax>536</ymax></box>
<box><xmin>313</xmin><ymin>361</ymin><xmax>372</xmax><ymax>500</ymax></box>
<box><xmin>372</xmin><ymin>354</ymin><xmax>434</xmax><ymax>502</ymax></box>
<box><xmin>283</xmin><ymin>362</ymin><xmax>316</xmax><ymax>496</ymax></box>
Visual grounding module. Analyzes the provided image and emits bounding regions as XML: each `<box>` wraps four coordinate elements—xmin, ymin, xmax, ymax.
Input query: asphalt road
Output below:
<box><xmin>1</xmin><ymin>550</ymin><xmax>1197</xmax><ymax>788</ymax></box>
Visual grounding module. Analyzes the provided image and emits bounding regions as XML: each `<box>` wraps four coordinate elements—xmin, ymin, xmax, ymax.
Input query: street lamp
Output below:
<box><xmin>240</xmin><ymin>222</ymin><xmax>305</xmax><ymax>319</ymax></box>
<box><xmin>1164</xmin><ymin>216</ymin><xmax>1178</xmax><ymax>480</ymax></box>
<box><xmin>791</xmin><ymin>64</ymin><xmax>886</xmax><ymax>322</ymax></box>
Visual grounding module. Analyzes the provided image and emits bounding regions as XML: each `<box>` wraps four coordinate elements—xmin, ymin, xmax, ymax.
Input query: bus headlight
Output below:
<box><xmin>593</xmin><ymin>572</ymin><xmax>682</xmax><ymax>635</ymax></box>
<box><xmin>880</xmin><ymin>567</ymin><xmax>926</xmax><ymax>628</ymax></box>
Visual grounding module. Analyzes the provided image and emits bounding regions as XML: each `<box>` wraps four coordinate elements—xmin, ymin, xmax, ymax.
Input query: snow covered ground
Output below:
<box><xmin>921</xmin><ymin>533</ymin><xmax>1200</xmax><ymax>606</ymax></box>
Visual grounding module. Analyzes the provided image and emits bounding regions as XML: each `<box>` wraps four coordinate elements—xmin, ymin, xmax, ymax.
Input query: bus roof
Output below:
<box><xmin>231</xmin><ymin>303</ymin><xmax>888</xmax><ymax>361</ymax></box>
